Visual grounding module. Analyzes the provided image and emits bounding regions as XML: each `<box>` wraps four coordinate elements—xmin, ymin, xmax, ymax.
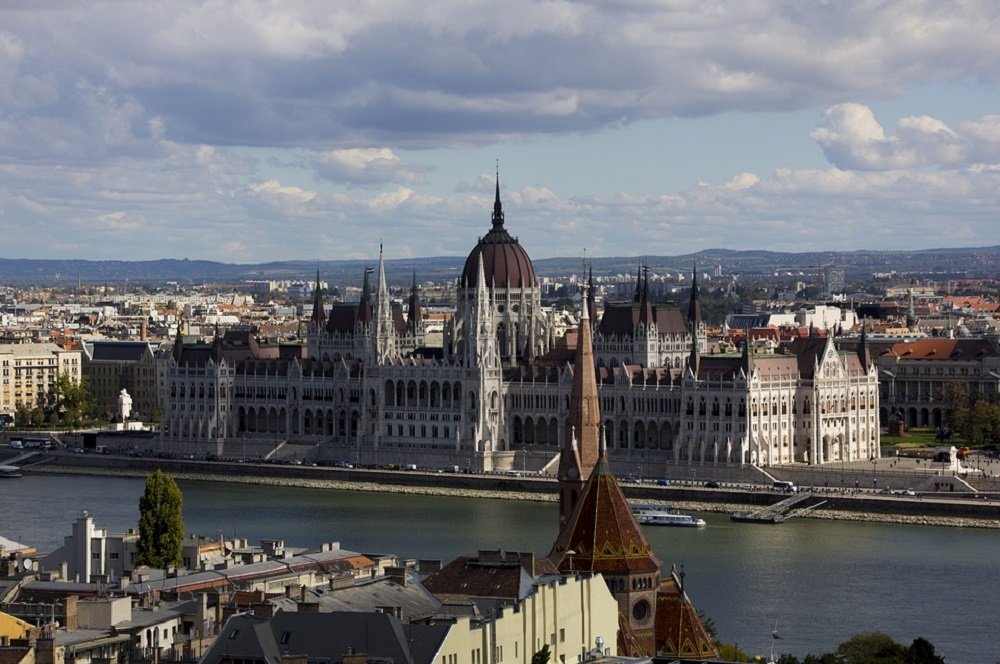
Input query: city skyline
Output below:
<box><xmin>2</xmin><ymin>2</ymin><xmax>999</xmax><ymax>262</ymax></box>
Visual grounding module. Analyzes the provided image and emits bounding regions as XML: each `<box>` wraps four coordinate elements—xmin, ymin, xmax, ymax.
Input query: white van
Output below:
<box><xmin>772</xmin><ymin>480</ymin><xmax>797</xmax><ymax>493</ymax></box>
<box><xmin>8</xmin><ymin>439</ymin><xmax>23</xmax><ymax>449</ymax></box>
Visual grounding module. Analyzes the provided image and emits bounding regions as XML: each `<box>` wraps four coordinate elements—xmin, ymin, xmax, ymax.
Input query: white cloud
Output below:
<box><xmin>0</xmin><ymin>3</ymin><xmax>999</xmax><ymax>261</ymax></box>
<box><xmin>811</xmin><ymin>103</ymin><xmax>984</xmax><ymax>171</ymax></box>
<box><xmin>308</xmin><ymin>148</ymin><xmax>430</xmax><ymax>185</ymax></box>
<box><xmin>2</xmin><ymin>2</ymin><xmax>999</xmax><ymax>150</ymax></box>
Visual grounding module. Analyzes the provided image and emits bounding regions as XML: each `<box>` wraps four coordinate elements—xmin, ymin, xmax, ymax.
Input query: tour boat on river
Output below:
<box><xmin>632</xmin><ymin>505</ymin><xmax>706</xmax><ymax>528</ymax></box>
<box><xmin>0</xmin><ymin>464</ymin><xmax>23</xmax><ymax>478</ymax></box>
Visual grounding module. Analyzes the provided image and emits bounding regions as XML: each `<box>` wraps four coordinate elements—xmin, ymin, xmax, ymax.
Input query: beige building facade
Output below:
<box><xmin>0</xmin><ymin>342</ymin><xmax>82</xmax><ymax>421</ymax></box>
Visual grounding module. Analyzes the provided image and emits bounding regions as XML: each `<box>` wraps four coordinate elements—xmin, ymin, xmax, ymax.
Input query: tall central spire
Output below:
<box><xmin>491</xmin><ymin>170</ymin><xmax>504</xmax><ymax>229</ymax></box>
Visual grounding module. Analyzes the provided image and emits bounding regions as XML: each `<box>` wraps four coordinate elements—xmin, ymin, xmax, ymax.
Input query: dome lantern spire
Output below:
<box><xmin>492</xmin><ymin>168</ymin><xmax>504</xmax><ymax>230</ymax></box>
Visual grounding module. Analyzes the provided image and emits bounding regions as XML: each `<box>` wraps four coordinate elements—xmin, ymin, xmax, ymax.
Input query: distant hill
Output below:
<box><xmin>1</xmin><ymin>245</ymin><xmax>998</xmax><ymax>286</ymax></box>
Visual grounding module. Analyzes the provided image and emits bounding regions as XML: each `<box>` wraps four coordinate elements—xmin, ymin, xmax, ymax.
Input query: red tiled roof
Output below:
<box><xmin>655</xmin><ymin>571</ymin><xmax>720</xmax><ymax>660</ymax></box>
<box><xmin>549</xmin><ymin>453</ymin><xmax>661</xmax><ymax>576</ymax></box>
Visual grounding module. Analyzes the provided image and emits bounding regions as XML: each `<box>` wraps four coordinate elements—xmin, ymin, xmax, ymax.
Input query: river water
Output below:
<box><xmin>2</xmin><ymin>474</ymin><xmax>996</xmax><ymax>663</ymax></box>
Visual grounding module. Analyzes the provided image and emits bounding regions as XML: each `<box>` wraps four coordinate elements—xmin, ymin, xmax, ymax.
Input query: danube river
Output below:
<box><xmin>3</xmin><ymin>474</ymin><xmax>996</xmax><ymax>663</ymax></box>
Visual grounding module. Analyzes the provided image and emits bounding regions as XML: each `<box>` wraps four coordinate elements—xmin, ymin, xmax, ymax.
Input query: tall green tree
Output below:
<box><xmin>136</xmin><ymin>470</ymin><xmax>184</xmax><ymax>569</ymax></box>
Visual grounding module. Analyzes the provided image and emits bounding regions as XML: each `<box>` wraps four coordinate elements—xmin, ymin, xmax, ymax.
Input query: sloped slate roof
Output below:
<box><xmin>202</xmin><ymin>610</ymin><xmax>449</xmax><ymax>664</ymax></box>
<box><xmin>598</xmin><ymin>303</ymin><xmax>688</xmax><ymax>336</ymax></box>
<box><xmin>90</xmin><ymin>341</ymin><xmax>153</xmax><ymax>362</ymax></box>
<box><xmin>884</xmin><ymin>337</ymin><xmax>1000</xmax><ymax>360</ymax></box>
<box><xmin>422</xmin><ymin>555</ymin><xmax>533</xmax><ymax>602</ymax></box>
<box><xmin>549</xmin><ymin>453</ymin><xmax>661</xmax><ymax>576</ymax></box>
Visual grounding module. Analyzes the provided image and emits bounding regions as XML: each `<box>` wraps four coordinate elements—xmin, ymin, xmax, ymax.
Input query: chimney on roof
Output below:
<box><xmin>341</xmin><ymin>650</ymin><xmax>369</xmax><ymax>664</ymax></box>
<box><xmin>253</xmin><ymin>603</ymin><xmax>275</xmax><ymax>619</ymax></box>
<box><xmin>385</xmin><ymin>567</ymin><xmax>408</xmax><ymax>587</ymax></box>
<box><xmin>418</xmin><ymin>560</ymin><xmax>441</xmax><ymax>573</ymax></box>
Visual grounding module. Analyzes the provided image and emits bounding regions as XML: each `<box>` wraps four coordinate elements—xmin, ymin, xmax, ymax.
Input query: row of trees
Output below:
<box><xmin>13</xmin><ymin>374</ymin><xmax>100</xmax><ymax>429</ymax></box>
<box><xmin>941</xmin><ymin>383</ymin><xmax>1000</xmax><ymax>446</ymax></box>
<box><xmin>773</xmin><ymin>632</ymin><xmax>945</xmax><ymax>664</ymax></box>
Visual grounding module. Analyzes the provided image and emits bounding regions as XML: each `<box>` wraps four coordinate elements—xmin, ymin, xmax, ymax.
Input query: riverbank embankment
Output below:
<box><xmin>22</xmin><ymin>452</ymin><xmax>1000</xmax><ymax>529</ymax></box>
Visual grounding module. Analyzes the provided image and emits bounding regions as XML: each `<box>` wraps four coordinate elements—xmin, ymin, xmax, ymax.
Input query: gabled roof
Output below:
<box><xmin>598</xmin><ymin>302</ymin><xmax>688</xmax><ymax>336</ymax></box>
<box><xmin>423</xmin><ymin>553</ymin><xmax>535</xmax><ymax>602</ymax></box>
<box><xmin>326</xmin><ymin>303</ymin><xmax>371</xmax><ymax>333</ymax></box>
<box><xmin>549</xmin><ymin>452</ymin><xmax>661</xmax><ymax>576</ymax></box>
<box><xmin>788</xmin><ymin>337</ymin><xmax>829</xmax><ymax>379</ymax></box>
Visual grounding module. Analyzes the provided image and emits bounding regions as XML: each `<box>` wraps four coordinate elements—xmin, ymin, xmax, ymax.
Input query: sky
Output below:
<box><xmin>1</xmin><ymin>1</ymin><xmax>999</xmax><ymax>263</ymax></box>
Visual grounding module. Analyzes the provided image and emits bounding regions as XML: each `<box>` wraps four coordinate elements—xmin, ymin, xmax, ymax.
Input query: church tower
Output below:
<box><xmin>550</xmin><ymin>429</ymin><xmax>663</xmax><ymax>656</ymax></box>
<box><xmin>556</xmin><ymin>292</ymin><xmax>601</xmax><ymax>528</ymax></box>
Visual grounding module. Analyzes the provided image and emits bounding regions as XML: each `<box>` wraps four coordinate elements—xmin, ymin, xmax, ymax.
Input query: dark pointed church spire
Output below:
<box><xmin>172</xmin><ymin>325</ymin><xmax>184</xmax><ymax>363</ymax></box>
<box><xmin>638</xmin><ymin>263</ymin><xmax>654</xmax><ymax>327</ymax></box>
<box><xmin>310</xmin><ymin>270</ymin><xmax>326</xmax><ymax>327</ymax></box>
<box><xmin>687</xmin><ymin>261</ymin><xmax>702</xmax><ymax>328</ymax></box>
<box><xmin>407</xmin><ymin>270</ymin><xmax>423</xmax><ymax>335</ymax></box>
<box><xmin>633</xmin><ymin>261</ymin><xmax>643</xmax><ymax>303</ymax></box>
<box><xmin>857</xmin><ymin>318</ymin><xmax>872</xmax><ymax>369</ymax></box>
<box><xmin>491</xmin><ymin>169</ymin><xmax>504</xmax><ymax>230</ymax></box>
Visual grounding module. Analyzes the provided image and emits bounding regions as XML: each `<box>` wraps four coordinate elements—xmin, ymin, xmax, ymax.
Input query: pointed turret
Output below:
<box><xmin>633</xmin><ymin>262</ymin><xmax>643</xmax><ymax>303</ymax></box>
<box><xmin>407</xmin><ymin>271</ymin><xmax>423</xmax><ymax>336</ymax></box>
<box><xmin>375</xmin><ymin>245</ymin><xmax>396</xmax><ymax>360</ymax></box>
<box><xmin>687</xmin><ymin>262</ymin><xmax>702</xmax><ymax>328</ymax></box>
<box><xmin>310</xmin><ymin>270</ymin><xmax>326</xmax><ymax>327</ymax></box>
<box><xmin>586</xmin><ymin>262</ymin><xmax>596</xmax><ymax>329</ymax></box>
<box><xmin>688</xmin><ymin>330</ymin><xmax>700</xmax><ymax>378</ymax></box>
<box><xmin>638</xmin><ymin>264</ymin><xmax>654</xmax><ymax>327</ymax></box>
<box><xmin>491</xmin><ymin>172</ymin><xmax>504</xmax><ymax>230</ymax></box>
<box><xmin>557</xmin><ymin>290</ymin><xmax>600</xmax><ymax>528</ymax></box>
<box><xmin>172</xmin><ymin>326</ymin><xmax>184</xmax><ymax>363</ymax></box>
<box><xmin>857</xmin><ymin>319</ymin><xmax>871</xmax><ymax>369</ymax></box>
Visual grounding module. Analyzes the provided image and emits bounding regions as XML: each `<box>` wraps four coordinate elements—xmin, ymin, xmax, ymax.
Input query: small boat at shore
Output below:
<box><xmin>632</xmin><ymin>506</ymin><xmax>706</xmax><ymax>528</ymax></box>
<box><xmin>0</xmin><ymin>464</ymin><xmax>23</xmax><ymax>478</ymax></box>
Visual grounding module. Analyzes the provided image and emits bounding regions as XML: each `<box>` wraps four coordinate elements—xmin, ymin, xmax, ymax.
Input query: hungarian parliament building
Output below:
<box><xmin>162</xmin><ymin>180</ymin><xmax>880</xmax><ymax>472</ymax></box>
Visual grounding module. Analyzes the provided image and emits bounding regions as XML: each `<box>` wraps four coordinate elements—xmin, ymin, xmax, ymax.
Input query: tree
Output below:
<box><xmin>905</xmin><ymin>637</ymin><xmax>945</xmax><ymax>664</ymax></box>
<box><xmin>530</xmin><ymin>644</ymin><xmax>550</xmax><ymax>664</ymax></box>
<box><xmin>769</xmin><ymin>633</ymin><xmax>942</xmax><ymax>664</ymax></box>
<box><xmin>136</xmin><ymin>470</ymin><xmax>184</xmax><ymax>569</ymax></box>
<box><xmin>835</xmin><ymin>632</ymin><xmax>906</xmax><ymax>664</ymax></box>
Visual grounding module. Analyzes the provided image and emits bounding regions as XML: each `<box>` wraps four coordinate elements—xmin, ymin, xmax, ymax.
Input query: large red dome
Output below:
<box><xmin>460</xmin><ymin>179</ymin><xmax>536</xmax><ymax>289</ymax></box>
